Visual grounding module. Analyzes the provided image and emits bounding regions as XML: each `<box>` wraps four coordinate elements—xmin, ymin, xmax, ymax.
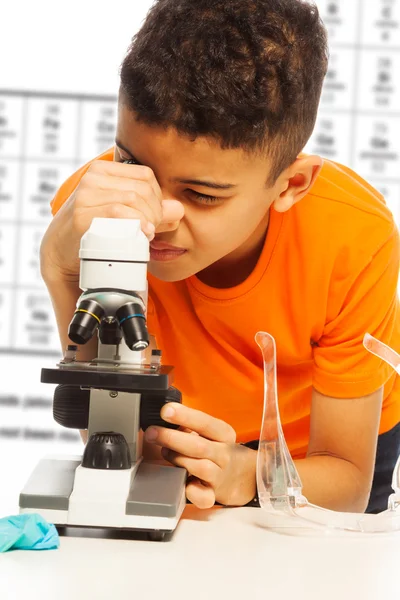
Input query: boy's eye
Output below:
<box><xmin>116</xmin><ymin>147</ymin><xmax>134</xmax><ymax>163</ymax></box>
<box><xmin>188</xmin><ymin>190</ymin><xmax>222</xmax><ymax>205</ymax></box>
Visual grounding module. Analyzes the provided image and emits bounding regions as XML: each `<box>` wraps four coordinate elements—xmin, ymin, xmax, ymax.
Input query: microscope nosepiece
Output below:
<box><xmin>116</xmin><ymin>302</ymin><xmax>149</xmax><ymax>351</ymax></box>
<box><xmin>68</xmin><ymin>299</ymin><xmax>105</xmax><ymax>345</ymax></box>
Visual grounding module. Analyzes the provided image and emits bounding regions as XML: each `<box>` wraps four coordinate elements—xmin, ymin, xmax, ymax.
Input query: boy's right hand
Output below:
<box><xmin>40</xmin><ymin>160</ymin><xmax>185</xmax><ymax>283</ymax></box>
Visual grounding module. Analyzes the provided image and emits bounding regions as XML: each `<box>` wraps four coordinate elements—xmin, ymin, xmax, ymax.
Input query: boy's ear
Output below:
<box><xmin>273</xmin><ymin>155</ymin><xmax>323</xmax><ymax>213</ymax></box>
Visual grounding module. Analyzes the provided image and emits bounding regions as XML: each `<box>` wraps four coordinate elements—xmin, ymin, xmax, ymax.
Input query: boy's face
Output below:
<box><xmin>115</xmin><ymin>103</ymin><xmax>314</xmax><ymax>284</ymax></box>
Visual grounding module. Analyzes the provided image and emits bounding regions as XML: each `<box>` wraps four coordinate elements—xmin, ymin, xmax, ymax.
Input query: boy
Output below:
<box><xmin>41</xmin><ymin>0</ymin><xmax>400</xmax><ymax>513</ymax></box>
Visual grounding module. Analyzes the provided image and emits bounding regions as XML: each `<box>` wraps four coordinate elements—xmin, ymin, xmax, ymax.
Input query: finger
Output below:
<box><xmin>88</xmin><ymin>160</ymin><xmax>163</xmax><ymax>197</ymax></box>
<box><xmin>79</xmin><ymin>175</ymin><xmax>184</xmax><ymax>232</ymax></box>
<box><xmin>178</xmin><ymin>427</ymin><xmax>196</xmax><ymax>434</ymax></box>
<box><xmin>75</xmin><ymin>204</ymin><xmax>154</xmax><ymax>239</ymax></box>
<box><xmin>162</xmin><ymin>449</ymin><xmax>221</xmax><ymax>487</ymax></box>
<box><xmin>186</xmin><ymin>478</ymin><xmax>215</xmax><ymax>509</ymax></box>
<box><xmin>160</xmin><ymin>403</ymin><xmax>236</xmax><ymax>444</ymax></box>
<box><xmin>145</xmin><ymin>426</ymin><xmax>216</xmax><ymax>461</ymax></box>
<box><xmin>83</xmin><ymin>171</ymin><xmax>162</xmax><ymax>203</ymax></box>
<box><xmin>118</xmin><ymin>162</ymin><xmax>183</xmax><ymax>226</ymax></box>
<box><xmin>75</xmin><ymin>181</ymin><xmax>162</xmax><ymax>227</ymax></box>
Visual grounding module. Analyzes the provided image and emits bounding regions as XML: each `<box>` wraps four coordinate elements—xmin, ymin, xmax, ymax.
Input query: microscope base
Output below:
<box><xmin>19</xmin><ymin>457</ymin><xmax>187</xmax><ymax>538</ymax></box>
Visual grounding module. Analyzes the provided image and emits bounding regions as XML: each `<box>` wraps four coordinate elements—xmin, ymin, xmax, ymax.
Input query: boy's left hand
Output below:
<box><xmin>144</xmin><ymin>403</ymin><xmax>257</xmax><ymax>509</ymax></box>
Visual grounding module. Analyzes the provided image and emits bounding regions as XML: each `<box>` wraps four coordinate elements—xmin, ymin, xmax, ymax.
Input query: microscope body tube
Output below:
<box><xmin>78</xmin><ymin>217</ymin><xmax>150</xmax><ymax>366</ymax></box>
<box><xmin>78</xmin><ymin>218</ymin><xmax>151</xmax><ymax>460</ymax></box>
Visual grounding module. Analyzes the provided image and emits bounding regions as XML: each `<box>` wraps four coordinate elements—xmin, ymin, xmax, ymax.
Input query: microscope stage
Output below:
<box><xmin>41</xmin><ymin>363</ymin><xmax>174</xmax><ymax>392</ymax></box>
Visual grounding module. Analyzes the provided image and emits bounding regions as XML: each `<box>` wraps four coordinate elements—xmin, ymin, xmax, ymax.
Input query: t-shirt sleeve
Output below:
<box><xmin>50</xmin><ymin>148</ymin><xmax>114</xmax><ymax>215</ymax></box>
<box><xmin>50</xmin><ymin>161</ymin><xmax>92</xmax><ymax>216</ymax></box>
<box><xmin>313</xmin><ymin>219</ymin><xmax>400</xmax><ymax>398</ymax></box>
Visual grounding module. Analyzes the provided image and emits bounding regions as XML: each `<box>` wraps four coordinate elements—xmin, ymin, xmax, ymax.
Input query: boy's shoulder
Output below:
<box><xmin>306</xmin><ymin>158</ymin><xmax>393</xmax><ymax>226</ymax></box>
<box><xmin>292</xmin><ymin>158</ymin><xmax>397</xmax><ymax>259</ymax></box>
<box><xmin>288</xmin><ymin>158</ymin><xmax>399</xmax><ymax>281</ymax></box>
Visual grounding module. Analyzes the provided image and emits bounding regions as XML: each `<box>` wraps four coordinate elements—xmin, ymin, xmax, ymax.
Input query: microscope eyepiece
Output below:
<box><xmin>116</xmin><ymin>302</ymin><xmax>149</xmax><ymax>351</ymax></box>
<box><xmin>68</xmin><ymin>298</ymin><xmax>105</xmax><ymax>345</ymax></box>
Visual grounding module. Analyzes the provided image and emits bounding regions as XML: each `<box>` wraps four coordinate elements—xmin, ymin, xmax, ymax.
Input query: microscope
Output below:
<box><xmin>19</xmin><ymin>218</ymin><xmax>187</xmax><ymax>540</ymax></box>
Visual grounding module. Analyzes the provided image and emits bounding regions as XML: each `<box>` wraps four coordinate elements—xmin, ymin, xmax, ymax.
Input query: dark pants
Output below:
<box><xmin>365</xmin><ymin>421</ymin><xmax>400</xmax><ymax>513</ymax></box>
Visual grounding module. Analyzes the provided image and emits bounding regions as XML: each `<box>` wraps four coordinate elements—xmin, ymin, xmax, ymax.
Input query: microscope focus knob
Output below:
<box><xmin>82</xmin><ymin>432</ymin><xmax>131</xmax><ymax>470</ymax></box>
<box><xmin>140</xmin><ymin>386</ymin><xmax>182</xmax><ymax>431</ymax></box>
<box><xmin>53</xmin><ymin>384</ymin><xmax>90</xmax><ymax>429</ymax></box>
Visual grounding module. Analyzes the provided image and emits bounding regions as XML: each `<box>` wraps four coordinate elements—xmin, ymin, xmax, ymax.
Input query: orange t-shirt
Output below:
<box><xmin>51</xmin><ymin>149</ymin><xmax>400</xmax><ymax>458</ymax></box>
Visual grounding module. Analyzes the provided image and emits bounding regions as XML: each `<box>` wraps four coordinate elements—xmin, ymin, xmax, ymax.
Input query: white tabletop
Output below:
<box><xmin>0</xmin><ymin>504</ymin><xmax>398</xmax><ymax>600</ymax></box>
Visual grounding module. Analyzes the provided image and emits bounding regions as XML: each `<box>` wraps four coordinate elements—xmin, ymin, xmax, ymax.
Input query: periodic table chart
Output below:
<box><xmin>0</xmin><ymin>92</ymin><xmax>117</xmax><ymax>355</ymax></box>
<box><xmin>0</xmin><ymin>0</ymin><xmax>399</xmax><ymax>511</ymax></box>
<box><xmin>304</xmin><ymin>0</ymin><xmax>400</xmax><ymax>216</ymax></box>
<box><xmin>0</xmin><ymin>93</ymin><xmax>119</xmax><ymax>477</ymax></box>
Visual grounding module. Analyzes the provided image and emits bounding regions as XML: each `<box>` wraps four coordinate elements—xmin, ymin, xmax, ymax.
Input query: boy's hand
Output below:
<box><xmin>41</xmin><ymin>160</ymin><xmax>184</xmax><ymax>282</ymax></box>
<box><xmin>144</xmin><ymin>403</ymin><xmax>257</xmax><ymax>509</ymax></box>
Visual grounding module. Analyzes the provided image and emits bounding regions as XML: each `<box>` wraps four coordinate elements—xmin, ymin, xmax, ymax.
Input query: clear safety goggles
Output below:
<box><xmin>255</xmin><ymin>332</ymin><xmax>400</xmax><ymax>533</ymax></box>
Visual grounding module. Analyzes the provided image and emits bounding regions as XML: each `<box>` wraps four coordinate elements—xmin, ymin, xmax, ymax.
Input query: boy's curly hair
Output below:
<box><xmin>120</xmin><ymin>0</ymin><xmax>328</xmax><ymax>184</ymax></box>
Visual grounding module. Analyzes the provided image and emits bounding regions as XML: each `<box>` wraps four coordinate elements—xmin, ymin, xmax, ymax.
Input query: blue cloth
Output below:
<box><xmin>0</xmin><ymin>514</ymin><xmax>60</xmax><ymax>552</ymax></box>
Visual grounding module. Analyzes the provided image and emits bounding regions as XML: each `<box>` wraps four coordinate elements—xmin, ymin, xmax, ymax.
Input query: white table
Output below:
<box><xmin>0</xmin><ymin>505</ymin><xmax>398</xmax><ymax>600</ymax></box>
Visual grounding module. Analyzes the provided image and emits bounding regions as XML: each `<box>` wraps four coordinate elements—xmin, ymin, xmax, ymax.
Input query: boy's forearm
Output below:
<box><xmin>245</xmin><ymin>449</ymin><xmax>369</xmax><ymax>512</ymax></box>
<box><xmin>293</xmin><ymin>455</ymin><xmax>370</xmax><ymax>513</ymax></box>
